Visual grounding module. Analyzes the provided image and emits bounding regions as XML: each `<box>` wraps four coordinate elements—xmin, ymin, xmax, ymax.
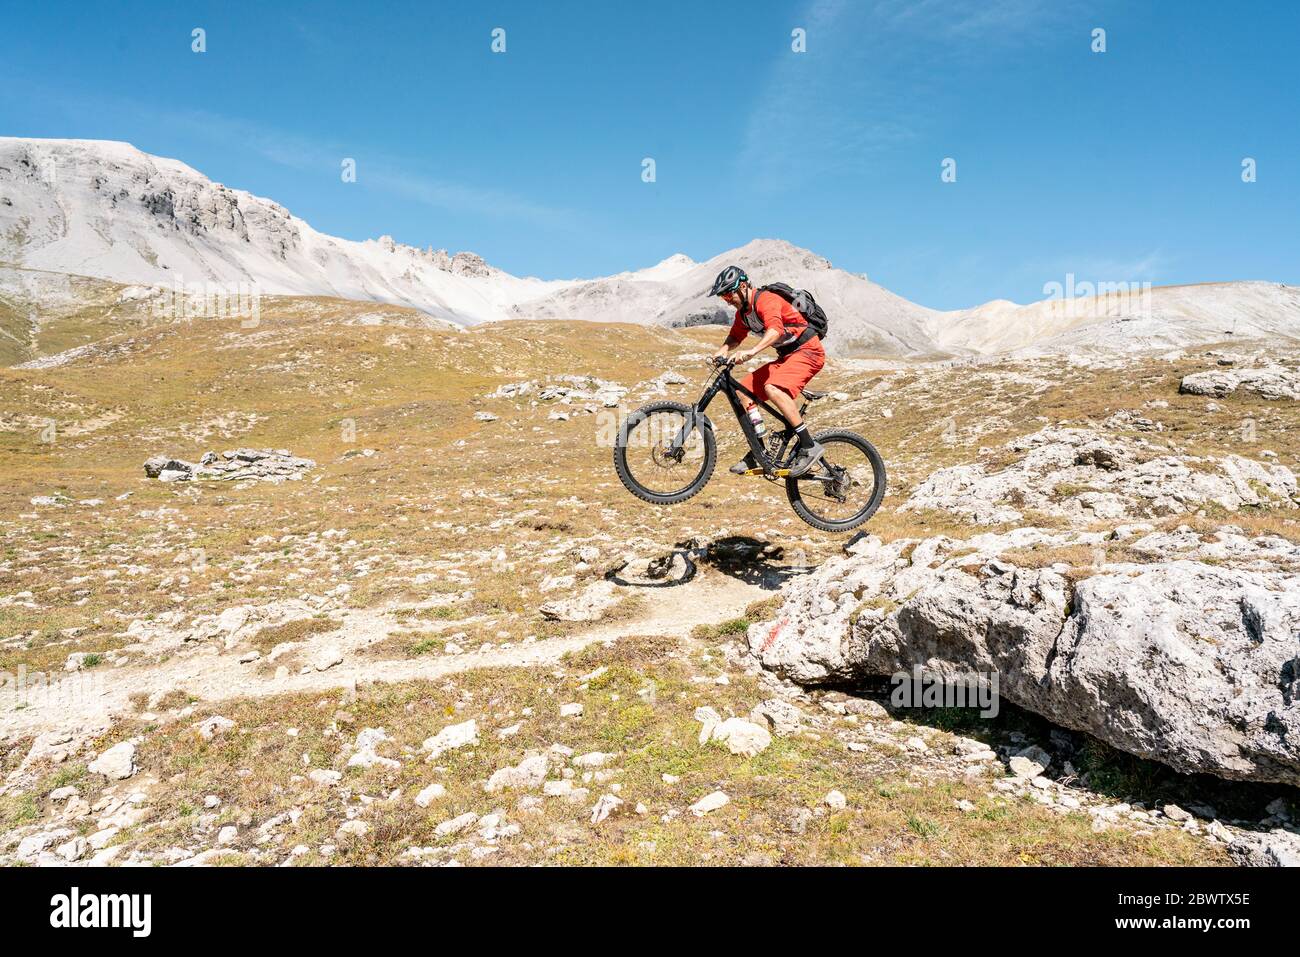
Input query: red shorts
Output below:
<box><xmin>738</xmin><ymin>341</ymin><xmax>825</xmax><ymax>406</ymax></box>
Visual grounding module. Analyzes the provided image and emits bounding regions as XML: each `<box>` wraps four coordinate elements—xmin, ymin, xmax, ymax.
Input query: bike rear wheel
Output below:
<box><xmin>785</xmin><ymin>430</ymin><xmax>886</xmax><ymax>532</ymax></box>
<box><xmin>614</xmin><ymin>401</ymin><xmax>716</xmax><ymax>505</ymax></box>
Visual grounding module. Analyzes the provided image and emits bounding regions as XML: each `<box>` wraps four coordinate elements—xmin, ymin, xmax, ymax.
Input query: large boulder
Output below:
<box><xmin>749</xmin><ymin>527</ymin><xmax>1300</xmax><ymax>786</ymax></box>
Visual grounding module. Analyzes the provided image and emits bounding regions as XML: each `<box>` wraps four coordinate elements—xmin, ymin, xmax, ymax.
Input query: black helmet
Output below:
<box><xmin>709</xmin><ymin>265</ymin><xmax>748</xmax><ymax>297</ymax></box>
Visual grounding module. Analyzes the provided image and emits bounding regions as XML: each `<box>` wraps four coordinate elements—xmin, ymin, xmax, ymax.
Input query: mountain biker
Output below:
<box><xmin>708</xmin><ymin>265</ymin><xmax>826</xmax><ymax>477</ymax></box>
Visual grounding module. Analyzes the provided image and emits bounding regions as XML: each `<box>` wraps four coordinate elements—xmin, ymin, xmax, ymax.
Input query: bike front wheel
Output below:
<box><xmin>614</xmin><ymin>401</ymin><xmax>717</xmax><ymax>505</ymax></box>
<box><xmin>785</xmin><ymin>430</ymin><xmax>887</xmax><ymax>532</ymax></box>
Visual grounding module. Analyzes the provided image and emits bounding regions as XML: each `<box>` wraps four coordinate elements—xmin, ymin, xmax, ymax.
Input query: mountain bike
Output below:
<box><xmin>613</xmin><ymin>357</ymin><xmax>887</xmax><ymax>532</ymax></box>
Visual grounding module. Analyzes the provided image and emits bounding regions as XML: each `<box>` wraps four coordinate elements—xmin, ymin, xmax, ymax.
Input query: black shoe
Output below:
<box><xmin>786</xmin><ymin>442</ymin><xmax>826</xmax><ymax>478</ymax></box>
<box><xmin>729</xmin><ymin>452</ymin><xmax>759</xmax><ymax>475</ymax></box>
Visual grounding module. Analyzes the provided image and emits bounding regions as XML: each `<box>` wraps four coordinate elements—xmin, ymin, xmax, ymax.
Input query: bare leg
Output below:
<box><xmin>764</xmin><ymin>383</ymin><xmax>802</xmax><ymax>428</ymax></box>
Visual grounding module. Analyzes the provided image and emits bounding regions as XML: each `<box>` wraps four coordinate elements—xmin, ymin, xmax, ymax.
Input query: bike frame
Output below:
<box><xmin>673</xmin><ymin>364</ymin><xmax>804</xmax><ymax>473</ymax></box>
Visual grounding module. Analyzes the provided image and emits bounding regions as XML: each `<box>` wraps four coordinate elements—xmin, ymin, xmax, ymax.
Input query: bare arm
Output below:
<box><xmin>713</xmin><ymin>333</ymin><xmax>744</xmax><ymax>360</ymax></box>
<box><xmin>732</xmin><ymin>326</ymin><xmax>781</xmax><ymax>363</ymax></box>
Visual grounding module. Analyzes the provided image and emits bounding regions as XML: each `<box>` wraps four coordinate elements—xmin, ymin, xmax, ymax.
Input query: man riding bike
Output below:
<box><xmin>708</xmin><ymin>265</ymin><xmax>826</xmax><ymax>477</ymax></box>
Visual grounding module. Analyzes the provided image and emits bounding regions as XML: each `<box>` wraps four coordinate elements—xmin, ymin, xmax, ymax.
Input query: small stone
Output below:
<box><xmin>87</xmin><ymin>827</ymin><xmax>120</xmax><ymax>850</ymax></box>
<box><xmin>824</xmin><ymin>790</ymin><xmax>847</xmax><ymax>810</ymax></box>
<box><xmin>422</xmin><ymin>719</ymin><xmax>479</xmax><ymax>759</ymax></box>
<box><xmin>313</xmin><ymin>647</ymin><xmax>343</xmax><ymax>672</ymax></box>
<box><xmin>88</xmin><ymin>742</ymin><xmax>136</xmax><ymax>780</ymax></box>
<box><xmin>707</xmin><ymin>718</ymin><xmax>772</xmax><ymax>757</ymax></box>
<box><xmin>56</xmin><ymin>837</ymin><xmax>86</xmax><ymax>862</ymax></box>
<box><xmin>689</xmin><ymin>791</ymin><xmax>730</xmax><ymax>816</ymax></box>
<box><xmin>750</xmin><ymin>699</ymin><xmax>803</xmax><ymax>736</ymax></box>
<box><xmin>434</xmin><ymin>812</ymin><xmax>478</xmax><ymax>837</ymax></box>
<box><xmin>1265</xmin><ymin>797</ymin><xmax>1291</xmax><ymax>819</ymax></box>
<box><xmin>414</xmin><ymin>783</ymin><xmax>446</xmax><ymax>808</ymax></box>
<box><xmin>1008</xmin><ymin>755</ymin><xmax>1046</xmax><ymax>779</ymax></box>
<box><xmin>194</xmin><ymin>715</ymin><xmax>236</xmax><ymax>741</ymax></box>
<box><xmin>590</xmin><ymin>793</ymin><xmax>624</xmax><ymax>824</ymax></box>
<box><xmin>484</xmin><ymin>753</ymin><xmax>549</xmax><ymax>793</ymax></box>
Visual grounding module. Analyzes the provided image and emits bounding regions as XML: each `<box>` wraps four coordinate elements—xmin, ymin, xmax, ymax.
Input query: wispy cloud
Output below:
<box><xmin>1038</xmin><ymin>249</ymin><xmax>1170</xmax><ymax>283</ymax></box>
<box><xmin>150</xmin><ymin>106</ymin><xmax>580</xmax><ymax>226</ymax></box>
<box><xmin>738</xmin><ymin>0</ymin><xmax>1068</xmax><ymax>192</ymax></box>
<box><xmin>9</xmin><ymin>79</ymin><xmax>578</xmax><ymax>227</ymax></box>
<box><xmin>363</xmin><ymin>165</ymin><xmax>578</xmax><ymax>227</ymax></box>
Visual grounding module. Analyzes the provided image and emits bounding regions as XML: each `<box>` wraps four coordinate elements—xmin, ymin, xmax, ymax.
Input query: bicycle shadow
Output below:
<box><xmin>693</xmin><ymin>535</ymin><xmax>816</xmax><ymax>591</ymax></box>
<box><xmin>602</xmin><ymin>535</ymin><xmax>816</xmax><ymax>593</ymax></box>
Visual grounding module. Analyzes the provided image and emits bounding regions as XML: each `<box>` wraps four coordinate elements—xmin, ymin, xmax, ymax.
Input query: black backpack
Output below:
<box><xmin>756</xmin><ymin>282</ymin><xmax>828</xmax><ymax>354</ymax></box>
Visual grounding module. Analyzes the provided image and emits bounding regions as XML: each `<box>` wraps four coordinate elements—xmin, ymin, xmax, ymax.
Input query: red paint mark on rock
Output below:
<box><xmin>760</xmin><ymin>617</ymin><xmax>788</xmax><ymax>653</ymax></box>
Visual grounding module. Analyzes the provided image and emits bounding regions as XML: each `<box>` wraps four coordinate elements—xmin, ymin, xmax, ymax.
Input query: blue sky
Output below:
<box><xmin>3</xmin><ymin>0</ymin><xmax>1297</xmax><ymax>309</ymax></box>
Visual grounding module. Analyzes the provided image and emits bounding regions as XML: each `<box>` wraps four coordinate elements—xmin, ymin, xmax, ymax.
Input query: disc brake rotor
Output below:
<box><xmin>651</xmin><ymin>442</ymin><xmax>685</xmax><ymax>468</ymax></box>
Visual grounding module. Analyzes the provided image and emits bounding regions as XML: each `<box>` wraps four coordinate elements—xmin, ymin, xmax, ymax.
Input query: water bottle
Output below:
<box><xmin>747</xmin><ymin>406</ymin><xmax>766</xmax><ymax>438</ymax></box>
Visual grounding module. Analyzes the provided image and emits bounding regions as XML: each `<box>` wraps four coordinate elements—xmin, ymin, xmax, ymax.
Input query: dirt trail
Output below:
<box><xmin>0</xmin><ymin>566</ymin><xmax>776</xmax><ymax>740</ymax></box>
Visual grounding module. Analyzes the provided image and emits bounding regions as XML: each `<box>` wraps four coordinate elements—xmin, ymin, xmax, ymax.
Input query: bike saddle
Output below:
<box><xmin>800</xmin><ymin>389</ymin><xmax>828</xmax><ymax>401</ymax></box>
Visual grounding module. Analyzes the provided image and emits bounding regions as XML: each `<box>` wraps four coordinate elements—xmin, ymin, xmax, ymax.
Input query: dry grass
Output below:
<box><xmin>2</xmin><ymin>284</ymin><xmax>1292</xmax><ymax>866</ymax></box>
<box><xmin>72</xmin><ymin>633</ymin><xmax>1225</xmax><ymax>867</ymax></box>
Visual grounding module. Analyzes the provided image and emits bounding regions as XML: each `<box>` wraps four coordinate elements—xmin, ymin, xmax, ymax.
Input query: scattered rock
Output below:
<box><xmin>902</xmin><ymin>425</ymin><xmax>1297</xmax><ymax>525</ymax></box>
<box><xmin>414</xmin><ymin>783</ymin><xmax>447</xmax><ymax>808</ymax></box>
<box><xmin>1180</xmin><ymin>367</ymin><xmax>1300</xmax><ymax>401</ymax></box>
<box><xmin>689</xmin><ymin>791</ymin><xmax>731</xmax><ymax>816</ymax></box>
<box><xmin>144</xmin><ymin>448</ymin><xmax>316</xmax><ymax>483</ymax></box>
<box><xmin>193</xmin><ymin>715</ymin><xmax>236</xmax><ymax>742</ymax></box>
<box><xmin>312</xmin><ymin>646</ymin><xmax>344</xmax><ymax>672</ymax></box>
<box><xmin>87</xmin><ymin>742</ymin><xmax>136</xmax><ymax>781</ymax></box>
<box><xmin>347</xmin><ymin>728</ymin><xmax>402</xmax><ymax>770</ymax></box>
<box><xmin>336</xmin><ymin>819</ymin><xmax>370</xmax><ymax>839</ymax></box>
<box><xmin>750</xmin><ymin>699</ymin><xmax>803</xmax><ymax>736</ymax></box>
<box><xmin>484</xmin><ymin>753</ymin><xmax>549</xmax><ymax>793</ymax></box>
<box><xmin>435</xmin><ymin>812</ymin><xmax>479</xmax><ymax>837</ymax></box>
<box><xmin>590</xmin><ymin>794</ymin><xmax>624</xmax><ymax>824</ymax></box>
<box><xmin>422</xmin><ymin>719</ymin><xmax>479</xmax><ymax>760</ymax></box>
<box><xmin>540</xmin><ymin>581</ymin><xmax>621</xmax><ymax>622</ymax></box>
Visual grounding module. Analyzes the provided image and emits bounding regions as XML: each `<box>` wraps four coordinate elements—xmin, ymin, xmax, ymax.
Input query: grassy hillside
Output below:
<box><xmin>3</xmin><ymin>287</ymin><xmax>1297</xmax><ymax>865</ymax></box>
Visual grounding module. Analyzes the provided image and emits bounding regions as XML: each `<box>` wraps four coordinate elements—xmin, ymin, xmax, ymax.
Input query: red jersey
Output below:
<box><xmin>729</xmin><ymin>289</ymin><xmax>811</xmax><ymax>352</ymax></box>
